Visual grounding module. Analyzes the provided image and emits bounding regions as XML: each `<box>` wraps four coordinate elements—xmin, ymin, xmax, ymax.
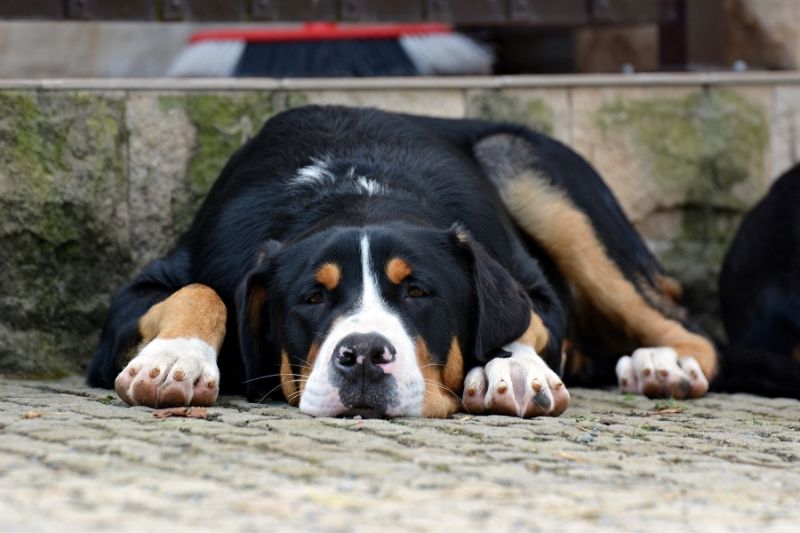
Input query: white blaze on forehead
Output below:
<box><xmin>359</xmin><ymin>235</ymin><xmax>382</xmax><ymax>312</ymax></box>
<box><xmin>356</xmin><ymin>176</ymin><xmax>385</xmax><ymax>196</ymax></box>
<box><xmin>293</xmin><ymin>159</ymin><xmax>387</xmax><ymax>196</ymax></box>
<box><xmin>293</xmin><ymin>156</ymin><xmax>334</xmax><ymax>186</ymax></box>
<box><xmin>298</xmin><ymin>235</ymin><xmax>424</xmax><ymax>417</ymax></box>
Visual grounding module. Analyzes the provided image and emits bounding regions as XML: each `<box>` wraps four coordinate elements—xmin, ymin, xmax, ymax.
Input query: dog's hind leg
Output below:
<box><xmin>473</xmin><ymin>133</ymin><xmax>716</xmax><ymax>398</ymax></box>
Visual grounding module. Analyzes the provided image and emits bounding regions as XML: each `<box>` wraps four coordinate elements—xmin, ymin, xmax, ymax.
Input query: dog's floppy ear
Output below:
<box><xmin>236</xmin><ymin>240</ymin><xmax>282</xmax><ymax>400</ymax></box>
<box><xmin>451</xmin><ymin>225</ymin><xmax>532</xmax><ymax>363</ymax></box>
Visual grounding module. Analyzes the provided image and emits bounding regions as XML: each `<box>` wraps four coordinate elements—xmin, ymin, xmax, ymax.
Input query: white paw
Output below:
<box><xmin>616</xmin><ymin>347</ymin><xmax>709</xmax><ymax>399</ymax></box>
<box><xmin>461</xmin><ymin>342</ymin><xmax>570</xmax><ymax>417</ymax></box>
<box><xmin>114</xmin><ymin>338</ymin><xmax>220</xmax><ymax>407</ymax></box>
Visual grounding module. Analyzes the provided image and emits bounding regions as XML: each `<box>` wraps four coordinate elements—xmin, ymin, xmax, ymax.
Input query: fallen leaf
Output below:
<box><xmin>654</xmin><ymin>407</ymin><xmax>685</xmax><ymax>415</ymax></box>
<box><xmin>152</xmin><ymin>407</ymin><xmax>209</xmax><ymax>419</ymax></box>
<box><xmin>558</xmin><ymin>451</ymin><xmax>588</xmax><ymax>462</ymax></box>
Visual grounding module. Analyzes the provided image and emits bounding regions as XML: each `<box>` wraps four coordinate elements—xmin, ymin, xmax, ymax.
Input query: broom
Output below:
<box><xmin>167</xmin><ymin>22</ymin><xmax>493</xmax><ymax>77</ymax></box>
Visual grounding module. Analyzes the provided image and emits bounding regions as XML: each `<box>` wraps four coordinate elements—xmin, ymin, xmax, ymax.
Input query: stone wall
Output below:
<box><xmin>2</xmin><ymin>75</ymin><xmax>798</xmax><ymax>377</ymax></box>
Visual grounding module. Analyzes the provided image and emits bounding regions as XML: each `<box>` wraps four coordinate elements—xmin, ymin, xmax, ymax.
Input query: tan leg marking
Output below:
<box><xmin>655</xmin><ymin>274</ymin><xmax>683</xmax><ymax>303</ymax></box>
<box><xmin>562</xmin><ymin>339</ymin><xmax>588</xmax><ymax>378</ymax></box>
<box><xmin>417</xmin><ymin>337</ymin><xmax>463</xmax><ymax>418</ymax></box>
<box><xmin>501</xmin><ymin>175</ymin><xmax>718</xmax><ymax>379</ymax></box>
<box><xmin>116</xmin><ymin>284</ymin><xmax>227</xmax><ymax>408</ymax></box>
<box><xmin>138</xmin><ymin>283</ymin><xmax>227</xmax><ymax>354</ymax></box>
<box><xmin>517</xmin><ymin>311</ymin><xmax>549</xmax><ymax>354</ymax></box>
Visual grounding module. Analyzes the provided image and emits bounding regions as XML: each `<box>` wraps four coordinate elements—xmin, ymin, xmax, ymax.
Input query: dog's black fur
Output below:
<box><xmin>87</xmin><ymin>105</ymin><xmax>697</xmax><ymax>402</ymax></box>
<box><xmin>717</xmin><ymin>163</ymin><xmax>800</xmax><ymax>398</ymax></box>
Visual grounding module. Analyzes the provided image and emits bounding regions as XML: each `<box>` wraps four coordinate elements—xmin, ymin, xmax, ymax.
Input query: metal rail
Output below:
<box><xmin>1</xmin><ymin>0</ymin><xmax>674</xmax><ymax>25</ymax></box>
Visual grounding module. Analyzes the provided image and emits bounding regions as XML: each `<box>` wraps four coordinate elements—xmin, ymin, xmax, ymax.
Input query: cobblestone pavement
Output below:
<box><xmin>0</xmin><ymin>377</ymin><xmax>798</xmax><ymax>532</ymax></box>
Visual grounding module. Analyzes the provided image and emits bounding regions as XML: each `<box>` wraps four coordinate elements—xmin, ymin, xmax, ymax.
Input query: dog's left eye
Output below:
<box><xmin>305</xmin><ymin>291</ymin><xmax>325</xmax><ymax>304</ymax></box>
<box><xmin>405</xmin><ymin>286</ymin><xmax>429</xmax><ymax>298</ymax></box>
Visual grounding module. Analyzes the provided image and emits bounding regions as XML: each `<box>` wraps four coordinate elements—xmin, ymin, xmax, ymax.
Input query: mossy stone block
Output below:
<box><xmin>0</xmin><ymin>91</ymin><xmax>130</xmax><ymax>377</ymax></box>
<box><xmin>158</xmin><ymin>91</ymin><xmax>307</xmax><ymax>234</ymax></box>
<box><xmin>466</xmin><ymin>90</ymin><xmax>555</xmax><ymax>135</ymax></box>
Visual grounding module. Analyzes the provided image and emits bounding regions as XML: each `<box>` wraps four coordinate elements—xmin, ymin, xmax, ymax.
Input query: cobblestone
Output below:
<box><xmin>1</xmin><ymin>377</ymin><xmax>798</xmax><ymax>531</ymax></box>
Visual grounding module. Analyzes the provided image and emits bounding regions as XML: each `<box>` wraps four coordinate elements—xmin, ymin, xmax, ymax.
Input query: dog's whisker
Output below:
<box><xmin>256</xmin><ymin>378</ymin><xmax>309</xmax><ymax>406</ymax></box>
<box><xmin>422</xmin><ymin>379</ymin><xmax>465</xmax><ymax>407</ymax></box>
<box><xmin>418</xmin><ymin>363</ymin><xmax>445</xmax><ymax>370</ymax></box>
<box><xmin>242</xmin><ymin>373</ymin><xmax>301</xmax><ymax>384</ymax></box>
<box><xmin>285</xmin><ymin>386</ymin><xmax>310</xmax><ymax>404</ymax></box>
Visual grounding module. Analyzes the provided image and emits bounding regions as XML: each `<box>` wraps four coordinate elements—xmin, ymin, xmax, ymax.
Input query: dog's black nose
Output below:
<box><xmin>333</xmin><ymin>333</ymin><xmax>396</xmax><ymax>382</ymax></box>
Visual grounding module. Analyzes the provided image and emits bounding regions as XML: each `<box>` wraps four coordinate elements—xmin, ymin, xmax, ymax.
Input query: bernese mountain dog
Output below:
<box><xmin>88</xmin><ymin>105</ymin><xmax>718</xmax><ymax>418</ymax></box>
<box><xmin>717</xmin><ymin>163</ymin><xmax>800</xmax><ymax>399</ymax></box>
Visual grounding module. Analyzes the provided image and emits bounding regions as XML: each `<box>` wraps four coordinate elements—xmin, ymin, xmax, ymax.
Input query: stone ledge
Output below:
<box><xmin>3</xmin><ymin>71</ymin><xmax>800</xmax><ymax>91</ymax></box>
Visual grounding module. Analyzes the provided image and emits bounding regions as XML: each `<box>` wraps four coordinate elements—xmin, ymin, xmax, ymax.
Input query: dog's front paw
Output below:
<box><xmin>461</xmin><ymin>342</ymin><xmax>569</xmax><ymax>417</ymax></box>
<box><xmin>114</xmin><ymin>338</ymin><xmax>220</xmax><ymax>408</ymax></box>
<box><xmin>616</xmin><ymin>347</ymin><xmax>709</xmax><ymax>399</ymax></box>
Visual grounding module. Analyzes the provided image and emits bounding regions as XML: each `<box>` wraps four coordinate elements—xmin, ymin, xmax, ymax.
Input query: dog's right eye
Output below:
<box><xmin>405</xmin><ymin>286</ymin><xmax>429</xmax><ymax>298</ymax></box>
<box><xmin>305</xmin><ymin>291</ymin><xmax>325</xmax><ymax>304</ymax></box>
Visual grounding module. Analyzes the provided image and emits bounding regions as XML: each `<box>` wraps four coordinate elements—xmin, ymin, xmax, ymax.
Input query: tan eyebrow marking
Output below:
<box><xmin>315</xmin><ymin>262</ymin><xmax>341</xmax><ymax>290</ymax></box>
<box><xmin>386</xmin><ymin>257</ymin><xmax>412</xmax><ymax>285</ymax></box>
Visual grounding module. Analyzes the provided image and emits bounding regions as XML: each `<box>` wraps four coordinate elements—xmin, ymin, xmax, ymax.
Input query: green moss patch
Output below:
<box><xmin>0</xmin><ymin>91</ymin><xmax>130</xmax><ymax>377</ymax></box>
<box><xmin>159</xmin><ymin>91</ymin><xmax>308</xmax><ymax>232</ymax></box>
<box><xmin>594</xmin><ymin>89</ymin><xmax>768</xmax><ymax>207</ymax></box>
<box><xmin>466</xmin><ymin>90</ymin><xmax>554</xmax><ymax>135</ymax></box>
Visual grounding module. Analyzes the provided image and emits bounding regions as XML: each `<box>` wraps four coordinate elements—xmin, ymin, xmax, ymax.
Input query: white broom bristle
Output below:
<box><xmin>399</xmin><ymin>33</ymin><xmax>494</xmax><ymax>75</ymax></box>
<box><xmin>167</xmin><ymin>32</ymin><xmax>493</xmax><ymax>77</ymax></box>
<box><xmin>167</xmin><ymin>40</ymin><xmax>245</xmax><ymax>77</ymax></box>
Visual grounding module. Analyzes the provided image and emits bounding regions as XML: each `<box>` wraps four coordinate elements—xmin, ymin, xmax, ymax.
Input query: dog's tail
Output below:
<box><xmin>714</xmin><ymin>345</ymin><xmax>800</xmax><ymax>399</ymax></box>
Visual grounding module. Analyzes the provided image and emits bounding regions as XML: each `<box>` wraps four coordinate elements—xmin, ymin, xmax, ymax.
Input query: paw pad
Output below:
<box><xmin>461</xmin><ymin>342</ymin><xmax>569</xmax><ymax>418</ymax></box>
<box><xmin>114</xmin><ymin>338</ymin><xmax>220</xmax><ymax>408</ymax></box>
<box><xmin>616</xmin><ymin>347</ymin><xmax>709</xmax><ymax>399</ymax></box>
